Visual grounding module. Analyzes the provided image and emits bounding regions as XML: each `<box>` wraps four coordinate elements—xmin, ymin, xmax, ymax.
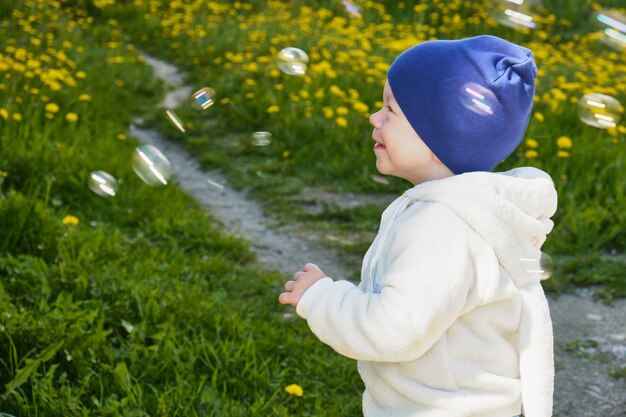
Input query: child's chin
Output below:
<box><xmin>375</xmin><ymin>161</ymin><xmax>389</xmax><ymax>175</ymax></box>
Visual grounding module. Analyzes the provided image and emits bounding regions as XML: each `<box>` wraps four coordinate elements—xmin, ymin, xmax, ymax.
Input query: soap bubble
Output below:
<box><xmin>460</xmin><ymin>82</ymin><xmax>498</xmax><ymax>116</ymax></box>
<box><xmin>192</xmin><ymin>87</ymin><xmax>216</xmax><ymax>110</ymax></box>
<box><xmin>371</xmin><ymin>175</ymin><xmax>390</xmax><ymax>186</ymax></box>
<box><xmin>539</xmin><ymin>252</ymin><xmax>555</xmax><ymax>279</ymax></box>
<box><xmin>132</xmin><ymin>144</ymin><xmax>171</xmax><ymax>187</ymax></box>
<box><xmin>88</xmin><ymin>170</ymin><xmax>118</xmax><ymax>198</ymax></box>
<box><xmin>276</xmin><ymin>47</ymin><xmax>309</xmax><ymax>76</ymax></box>
<box><xmin>520</xmin><ymin>252</ymin><xmax>554</xmax><ymax>280</ymax></box>
<box><xmin>594</xmin><ymin>9</ymin><xmax>626</xmax><ymax>50</ymax></box>
<box><xmin>166</xmin><ymin>110</ymin><xmax>185</xmax><ymax>133</ymax></box>
<box><xmin>578</xmin><ymin>93</ymin><xmax>624</xmax><ymax>129</ymax></box>
<box><xmin>251</xmin><ymin>131</ymin><xmax>272</xmax><ymax>146</ymax></box>
<box><xmin>206</xmin><ymin>178</ymin><xmax>224</xmax><ymax>190</ymax></box>
<box><xmin>489</xmin><ymin>0</ymin><xmax>538</xmax><ymax>30</ymax></box>
<box><xmin>342</xmin><ymin>0</ymin><xmax>362</xmax><ymax>18</ymax></box>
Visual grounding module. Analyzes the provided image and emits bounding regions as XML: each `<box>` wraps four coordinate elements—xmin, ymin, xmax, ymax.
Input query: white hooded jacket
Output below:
<box><xmin>296</xmin><ymin>167</ymin><xmax>558</xmax><ymax>417</ymax></box>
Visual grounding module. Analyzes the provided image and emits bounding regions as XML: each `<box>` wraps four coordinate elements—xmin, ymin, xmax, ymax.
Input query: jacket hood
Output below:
<box><xmin>403</xmin><ymin>167</ymin><xmax>558</xmax><ymax>288</ymax></box>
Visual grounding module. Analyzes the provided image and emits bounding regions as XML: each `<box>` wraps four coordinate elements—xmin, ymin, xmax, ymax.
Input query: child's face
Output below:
<box><xmin>369</xmin><ymin>81</ymin><xmax>441</xmax><ymax>185</ymax></box>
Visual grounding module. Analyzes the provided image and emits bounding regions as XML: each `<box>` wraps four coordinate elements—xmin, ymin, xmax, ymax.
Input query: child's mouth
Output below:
<box><xmin>374</xmin><ymin>143</ymin><xmax>385</xmax><ymax>149</ymax></box>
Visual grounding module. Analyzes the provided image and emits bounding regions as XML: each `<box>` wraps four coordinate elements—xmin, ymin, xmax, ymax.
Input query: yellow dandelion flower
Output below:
<box><xmin>525</xmin><ymin>149</ymin><xmax>538</xmax><ymax>159</ymax></box>
<box><xmin>330</xmin><ymin>85</ymin><xmax>345</xmax><ymax>97</ymax></box>
<box><xmin>45</xmin><ymin>103</ymin><xmax>60</xmax><ymax>113</ymax></box>
<box><xmin>557</xmin><ymin>150</ymin><xmax>570</xmax><ymax>158</ymax></box>
<box><xmin>618</xmin><ymin>125</ymin><xmax>626</xmax><ymax>134</ymax></box>
<box><xmin>266</xmin><ymin>105</ymin><xmax>280</xmax><ymax>114</ymax></box>
<box><xmin>244</xmin><ymin>78</ymin><xmax>256</xmax><ymax>86</ymax></box>
<box><xmin>62</xmin><ymin>214</ymin><xmax>80</xmax><ymax>226</ymax></box>
<box><xmin>76</xmin><ymin>71</ymin><xmax>87</xmax><ymax>79</ymax></box>
<box><xmin>534</xmin><ymin>112</ymin><xmax>544</xmax><ymax>122</ymax></box>
<box><xmin>274</xmin><ymin>84</ymin><xmax>284</xmax><ymax>91</ymax></box>
<box><xmin>65</xmin><ymin>112</ymin><xmax>78</xmax><ymax>122</ymax></box>
<box><xmin>285</xmin><ymin>384</ymin><xmax>303</xmax><ymax>397</ymax></box>
<box><xmin>117</xmin><ymin>133</ymin><xmax>127</xmax><ymax>141</ymax></box>
<box><xmin>245</xmin><ymin>92</ymin><xmax>255</xmax><ymax>99</ymax></box>
<box><xmin>0</xmin><ymin>108</ymin><xmax>8</xmax><ymax>120</ymax></box>
<box><xmin>322</xmin><ymin>107</ymin><xmax>334</xmax><ymax>119</ymax></box>
<box><xmin>336</xmin><ymin>106</ymin><xmax>349</xmax><ymax>115</ymax></box>
<box><xmin>282</xmin><ymin>150</ymin><xmax>290</xmax><ymax>158</ymax></box>
<box><xmin>525</xmin><ymin>138</ymin><xmax>538</xmax><ymax>148</ymax></box>
<box><xmin>12</xmin><ymin>113</ymin><xmax>22</xmax><ymax>122</ymax></box>
<box><xmin>556</xmin><ymin>136</ymin><xmax>572</xmax><ymax>149</ymax></box>
<box><xmin>336</xmin><ymin>117</ymin><xmax>348</xmax><ymax>127</ymax></box>
<box><xmin>219</xmin><ymin>97</ymin><xmax>230</xmax><ymax>105</ymax></box>
<box><xmin>79</xmin><ymin>93</ymin><xmax>92</xmax><ymax>102</ymax></box>
<box><xmin>353</xmin><ymin>101</ymin><xmax>369</xmax><ymax>113</ymax></box>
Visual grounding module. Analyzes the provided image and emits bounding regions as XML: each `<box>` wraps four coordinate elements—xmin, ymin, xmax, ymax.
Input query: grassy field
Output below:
<box><xmin>109</xmin><ymin>0</ymin><xmax>626</xmax><ymax>293</ymax></box>
<box><xmin>0</xmin><ymin>1</ymin><xmax>364</xmax><ymax>415</ymax></box>
<box><xmin>1</xmin><ymin>0</ymin><xmax>625</xmax><ymax>415</ymax></box>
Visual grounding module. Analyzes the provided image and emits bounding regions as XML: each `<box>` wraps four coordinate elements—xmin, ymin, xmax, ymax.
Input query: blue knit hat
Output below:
<box><xmin>387</xmin><ymin>35</ymin><xmax>537</xmax><ymax>174</ymax></box>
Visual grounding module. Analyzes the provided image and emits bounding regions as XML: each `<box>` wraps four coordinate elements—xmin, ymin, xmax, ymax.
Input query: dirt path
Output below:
<box><xmin>134</xmin><ymin>53</ymin><xmax>626</xmax><ymax>417</ymax></box>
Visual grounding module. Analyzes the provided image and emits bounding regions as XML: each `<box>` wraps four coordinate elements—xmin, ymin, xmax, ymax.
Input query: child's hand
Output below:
<box><xmin>278</xmin><ymin>263</ymin><xmax>326</xmax><ymax>307</ymax></box>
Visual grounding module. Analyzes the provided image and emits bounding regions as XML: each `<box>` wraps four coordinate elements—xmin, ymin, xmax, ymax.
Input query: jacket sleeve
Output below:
<box><xmin>296</xmin><ymin>205</ymin><xmax>474</xmax><ymax>362</ymax></box>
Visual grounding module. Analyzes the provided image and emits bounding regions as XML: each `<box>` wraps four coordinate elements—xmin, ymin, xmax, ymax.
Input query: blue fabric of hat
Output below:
<box><xmin>387</xmin><ymin>35</ymin><xmax>537</xmax><ymax>174</ymax></box>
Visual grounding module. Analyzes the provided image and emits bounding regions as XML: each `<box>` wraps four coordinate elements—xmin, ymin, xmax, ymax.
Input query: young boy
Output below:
<box><xmin>279</xmin><ymin>35</ymin><xmax>557</xmax><ymax>417</ymax></box>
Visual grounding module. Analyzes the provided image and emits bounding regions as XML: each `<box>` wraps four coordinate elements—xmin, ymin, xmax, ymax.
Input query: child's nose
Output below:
<box><xmin>369</xmin><ymin>110</ymin><xmax>382</xmax><ymax>128</ymax></box>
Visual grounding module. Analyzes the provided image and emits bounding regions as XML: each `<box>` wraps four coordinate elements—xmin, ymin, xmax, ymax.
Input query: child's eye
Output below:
<box><xmin>386</xmin><ymin>106</ymin><xmax>394</xmax><ymax>113</ymax></box>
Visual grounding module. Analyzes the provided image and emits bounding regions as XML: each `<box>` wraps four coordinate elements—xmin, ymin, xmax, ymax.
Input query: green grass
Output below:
<box><xmin>610</xmin><ymin>366</ymin><xmax>626</xmax><ymax>379</ymax></box>
<box><xmin>2</xmin><ymin>0</ymin><xmax>626</xmax><ymax>414</ymax></box>
<box><xmin>562</xmin><ymin>338</ymin><xmax>599</xmax><ymax>358</ymax></box>
<box><xmin>0</xmin><ymin>1</ymin><xmax>362</xmax><ymax>415</ymax></box>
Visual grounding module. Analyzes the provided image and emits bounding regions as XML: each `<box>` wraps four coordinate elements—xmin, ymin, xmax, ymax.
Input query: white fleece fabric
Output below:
<box><xmin>296</xmin><ymin>167</ymin><xmax>558</xmax><ymax>417</ymax></box>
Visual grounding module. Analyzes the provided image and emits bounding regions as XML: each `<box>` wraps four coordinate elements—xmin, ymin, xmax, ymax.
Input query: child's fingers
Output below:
<box><xmin>284</xmin><ymin>280</ymin><xmax>295</xmax><ymax>291</ymax></box>
<box><xmin>303</xmin><ymin>263</ymin><xmax>318</xmax><ymax>272</ymax></box>
<box><xmin>278</xmin><ymin>291</ymin><xmax>295</xmax><ymax>306</ymax></box>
